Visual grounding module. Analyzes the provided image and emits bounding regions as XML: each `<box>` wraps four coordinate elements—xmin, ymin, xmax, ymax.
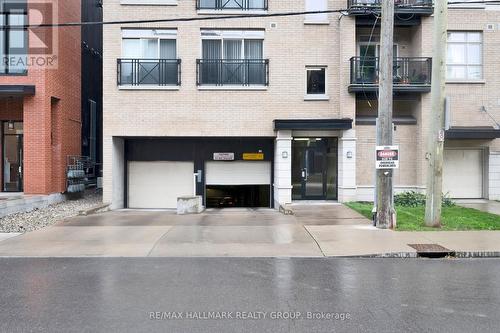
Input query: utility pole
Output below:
<box><xmin>375</xmin><ymin>0</ymin><xmax>395</xmax><ymax>229</ymax></box>
<box><xmin>425</xmin><ymin>0</ymin><xmax>448</xmax><ymax>227</ymax></box>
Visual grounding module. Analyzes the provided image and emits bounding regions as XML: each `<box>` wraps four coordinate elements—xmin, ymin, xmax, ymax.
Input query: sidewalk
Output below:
<box><xmin>305</xmin><ymin>225</ymin><xmax>500</xmax><ymax>257</ymax></box>
<box><xmin>0</xmin><ymin>206</ymin><xmax>498</xmax><ymax>257</ymax></box>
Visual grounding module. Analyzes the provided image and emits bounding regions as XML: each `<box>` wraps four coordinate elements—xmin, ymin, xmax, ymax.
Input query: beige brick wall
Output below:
<box><xmin>102</xmin><ymin>1</ymin><xmax>500</xmax><ymax>203</ymax></box>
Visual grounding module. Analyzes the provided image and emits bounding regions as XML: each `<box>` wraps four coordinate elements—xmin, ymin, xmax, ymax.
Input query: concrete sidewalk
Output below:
<box><xmin>0</xmin><ymin>205</ymin><xmax>498</xmax><ymax>257</ymax></box>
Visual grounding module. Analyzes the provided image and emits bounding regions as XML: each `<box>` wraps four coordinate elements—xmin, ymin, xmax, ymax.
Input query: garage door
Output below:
<box><xmin>128</xmin><ymin>161</ymin><xmax>194</xmax><ymax>209</ymax></box>
<box><xmin>443</xmin><ymin>149</ymin><xmax>483</xmax><ymax>199</ymax></box>
<box><xmin>205</xmin><ymin>161</ymin><xmax>271</xmax><ymax>185</ymax></box>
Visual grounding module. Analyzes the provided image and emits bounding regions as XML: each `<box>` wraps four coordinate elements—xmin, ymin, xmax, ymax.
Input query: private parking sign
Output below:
<box><xmin>375</xmin><ymin>146</ymin><xmax>399</xmax><ymax>169</ymax></box>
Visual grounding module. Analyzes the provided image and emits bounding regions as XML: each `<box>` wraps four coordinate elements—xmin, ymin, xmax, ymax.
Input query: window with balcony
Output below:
<box><xmin>196</xmin><ymin>0</ymin><xmax>268</xmax><ymax>11</ymax></box>
<box><xmin>197</xmin><ymin>30</ymin><xmax>268</xmax><ymax>87</ymax></box>
<box><xmin>447</xmin><ymin>31</ymin><xmax>483</xmax><ymax>81</ymax></box>
<box><xmin>0</xmin><ymin>0</ymin><xmax>27</xmax><ymax>75</ymax></box>
<box><xmin>118</xmin><ymin>29</ymin><xmax>180</xmax><ymax>87</ymax></box>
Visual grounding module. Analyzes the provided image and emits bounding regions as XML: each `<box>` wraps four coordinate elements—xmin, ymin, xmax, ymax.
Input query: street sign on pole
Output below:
<box><xmin>375</xmin><ymin>146</ymin><xmax>399</xmax><ymax>169</ymax></box>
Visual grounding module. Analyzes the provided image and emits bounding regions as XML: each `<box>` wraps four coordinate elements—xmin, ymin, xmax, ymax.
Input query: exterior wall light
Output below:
<box><xmin>347</xmin><ymin>151</ymin><xmax>353</xmax><ymax>159</ymax></box>
<box><xmin>282</xmin><ymin>151</ymin><xmax>289</xmax><ymax>159</ymax></box>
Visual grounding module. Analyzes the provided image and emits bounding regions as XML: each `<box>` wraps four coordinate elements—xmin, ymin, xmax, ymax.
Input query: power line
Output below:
<box><xmin>7</xmin><ymin>9</ymin><xmax>350</xmax><ymax>29</ymax></box>
<box><xmin>0</xmin><ymin>1</ymin><xmax>498</xmax><ymax>29</ymax></box>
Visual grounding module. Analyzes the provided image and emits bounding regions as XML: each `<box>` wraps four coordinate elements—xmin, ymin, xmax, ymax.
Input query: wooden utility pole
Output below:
<box><xmin>425</xmin><ymin>0</ymin><xmax>448</xmax><ymax>227</ymax></box>
<box><xmin>376</xmin><ymin>0</ymin><xmax>395</xmax><ymax>229</ymax></box>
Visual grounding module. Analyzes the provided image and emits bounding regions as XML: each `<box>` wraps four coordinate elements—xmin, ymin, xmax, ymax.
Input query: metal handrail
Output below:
<box><xmin>197</xmin><ymin>59</ymin><xmax>269</xmax><ymax>86</ymax></box>
<box><xmin>196</xmin><ymin>0</ymin><xmax>268</xmax><ymax>10</ymax></box>
<box><xmin>350</xmin><ymin>56</ymin><xmax>432</xmax><ymax>85</ymax></box>
<box><xmin>347</xmin><ymin>0</ymin><xmax>433</xmax><ymax>9</ymax></box>
<box><xmin>117</xmin><ymin>59</ymin><xmax>181</xmax><ymax>86</ymax></box>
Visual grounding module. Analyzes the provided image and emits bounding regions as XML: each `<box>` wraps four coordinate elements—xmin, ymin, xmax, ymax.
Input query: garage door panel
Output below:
<box><xmin>443</xmin><ymin>149</ymin><xmax>483</xmax><ymax>199</ymax></box>
<box><xmin>206</xmin><ymin>161</ymin><xmax>271</xmax><ymax>185</ymax></box>
<box><xmin>128</xmin><ymin>161</ymin><xmax>194</xmax><ymax>209</ymax></box>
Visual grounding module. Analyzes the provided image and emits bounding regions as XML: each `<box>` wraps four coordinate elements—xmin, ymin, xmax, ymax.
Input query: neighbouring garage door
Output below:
<box><xmin>205</xmin><ymin>161</ymin><xmax>271</xmax><ymax>208</ymax></box>
<box><xmin>443</xmin><ymin>149</ymin><xmax>483</xmax><ymax>199</ymax></box>
<box><xmin>128</xmin><ymin>161</ymin><xmax>194</xmax><ymax>209</ymax></box>
<box><xmin>206</xmin><ymin>161</ymin><xmax>271</xmax><ymax>185</ymax></box>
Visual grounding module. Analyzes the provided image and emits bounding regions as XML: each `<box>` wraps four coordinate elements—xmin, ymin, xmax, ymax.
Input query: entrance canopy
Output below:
<box><xmin>273</xmin><ymin>119</ymin><xmax>353</xmax><ymax>131</ymax></box>
<box><xmin>445</xmin><ymin>127</ymin><xmax>500</xmax><ymax>140</ymax></box>
<box><xmin>0</xmin><ymin>85</ymin><xmax>35</xmax><ymax>97</ymax></box>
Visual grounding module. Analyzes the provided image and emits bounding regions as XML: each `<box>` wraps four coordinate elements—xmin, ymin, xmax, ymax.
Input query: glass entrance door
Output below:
<box><xmin>292</xmin><ymin>138</ymin><xmax>338</xmax><ymax>200</ymax></box>
<box><xmin>3</xmin><ymin>122</ymin><xmax>23</xmax><ymax>192</ymax></box>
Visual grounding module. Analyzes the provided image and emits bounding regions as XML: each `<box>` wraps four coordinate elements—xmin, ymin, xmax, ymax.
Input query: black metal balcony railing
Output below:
<box><xmin>196</xmin><ymin>0</ymin><xmax>268</xmax><ymax>10</ymax></box>
<box><xmin>347</xmin><ymin>0</ymin><xmax>433</xmax><ymax>13</ymax></box>
<box><xmin>197</xmin><ymin>59</ymin><xmax>269</xmax><ymax>86</ymax></box>
<box><xmin>350</xmin><ymin>56</ymin><xmax>432</xmax><ymax>86</ymax></box>
<box><xmin>117</xmin><ymin>59</ymin><xmax>181</xmax><ymax>86</ymax></box>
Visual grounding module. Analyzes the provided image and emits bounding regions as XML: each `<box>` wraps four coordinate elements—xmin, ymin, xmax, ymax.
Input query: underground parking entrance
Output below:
<box><xmin>206</xmin><ymin>185</ymin><xmax>271</xmax><ymax>208</ymax></box>
<box><xmin>124</xmin><ymin>137</ymin><xmax>274</xmax><ymax>209</ymax></box>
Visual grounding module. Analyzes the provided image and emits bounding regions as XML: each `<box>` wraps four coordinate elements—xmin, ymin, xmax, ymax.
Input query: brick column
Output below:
<box><xmin>23</xmin><ymin>94</ymin><xmax>52</xmax><ymax>194</ymax></box>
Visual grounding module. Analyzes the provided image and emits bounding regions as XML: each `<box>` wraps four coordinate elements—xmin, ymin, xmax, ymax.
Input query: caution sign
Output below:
<box><xmin>243</xmin><ymin>153</ymin><xmax>264</xmax><ymax>161</ymax></box>
<box><xmin>375</xmin><ymin>146</ymin><xmax>399</xmax><ymax>169</ymax></box>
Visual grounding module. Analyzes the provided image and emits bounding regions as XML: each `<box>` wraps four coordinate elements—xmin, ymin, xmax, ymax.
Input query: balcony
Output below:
<box><xmin>197</xmin><ymin>59</ymin><xmax>269</xmax><ymax>87</ymax></box>
<box><xmin>196</xmin><ymin>0</ymin><xmax>268</xmax><ymax>11</ymax></box>
<box><xmin>117</xmin><ymin>59</ymin><xmax>181</xmax><ymax>87</ymax></box>
<box><xmin>349</xmin><ymin>56</ymin><xmax>432</xmax><ymax>93</ymax></box>
<box><xmin>347</xmin><ymin>0</ymin><xmax>433</xmax><ymax>16</ymax></box>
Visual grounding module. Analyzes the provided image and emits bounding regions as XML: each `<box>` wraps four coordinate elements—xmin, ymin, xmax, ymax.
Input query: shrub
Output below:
<box><xmin>395</xmin><ymin>191</ymin><xmax>426</xmax><ymax>207</ymax></box>
<box><xmin>394</xmin><ymin>191</ymin><xmax>455</xmax><ymax>207</ymax></box>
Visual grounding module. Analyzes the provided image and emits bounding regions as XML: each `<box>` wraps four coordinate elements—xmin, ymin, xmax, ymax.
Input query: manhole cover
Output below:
<box><xmin>408</xmin><ymin>244</ymin><xmax>450</xmax><ymax>252</ymax></box>
<box><xmin>408</xmin><ymin>244</ymin><xmax>454</xmax><ymax>258</ymax></box>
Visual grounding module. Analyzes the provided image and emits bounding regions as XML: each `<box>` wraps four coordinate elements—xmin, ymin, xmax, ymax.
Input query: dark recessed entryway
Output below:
<box><xmin>292</xmin><ymin>138</ymin><xmax>338</xmax><ymax>200</ymax></box>
<box><xmin>206</xmin><ymin>185</ymin><xmax>271</xmax><ymax>208</ymax></box>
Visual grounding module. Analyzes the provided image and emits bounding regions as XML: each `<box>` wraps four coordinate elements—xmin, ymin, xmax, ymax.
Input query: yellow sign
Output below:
<box><xmin>243</xmin><ymin>153</ymin><xmax>264</xmax><ymax>161</ymax></box>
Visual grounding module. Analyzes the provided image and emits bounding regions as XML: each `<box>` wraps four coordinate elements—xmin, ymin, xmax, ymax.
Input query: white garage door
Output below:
<box><xmin>443</xmin><ymin>149</ymin><xmax>483</xmax><ymax>199</ymax></box>
<box><xmin>128</xmin><ymin>161</ymin><xmax>194</xmax><ymax>209</ymax></box>
<box><xmin>206</xmin><ymin>161</ymin><xmax>271</xmax><ymax>185</ymax></box>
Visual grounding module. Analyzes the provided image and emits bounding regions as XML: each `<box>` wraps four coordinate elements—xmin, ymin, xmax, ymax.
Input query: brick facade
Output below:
<box><xmin>0</xmin><ymin>0</ymin><xmax>81</xmax><ymax>194</ymax></box>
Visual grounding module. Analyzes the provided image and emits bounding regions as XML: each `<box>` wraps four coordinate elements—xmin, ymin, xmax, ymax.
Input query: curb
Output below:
<box><xmin>341</xmin><ymin>251</ymin><xmax>500</xmax><ymax>258</ymax></box>
<box><xmin>78</xmin><ymin>203</ymin><xmax>110</xmax><ymax>216</ymax></box>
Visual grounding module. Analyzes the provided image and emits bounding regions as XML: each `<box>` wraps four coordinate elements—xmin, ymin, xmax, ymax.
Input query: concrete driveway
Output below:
<box><xmin>2</xmin><ymin>204</ymin><xmax>496</xmax><ymax>257</ymax></box>
<box><xmin>0</xmin><ymin>208</ymin><xmax>320</xmax><ymax>257</ymax></box>
<box><xmin>0</xmin><ymin>204</ymin><xmax>370</xmax><ymax>257</ymax></box>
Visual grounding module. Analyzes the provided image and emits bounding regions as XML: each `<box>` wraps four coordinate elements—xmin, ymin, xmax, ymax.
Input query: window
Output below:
<box><xmin>122</xmin><ymin>29</ymin><xmax>177</xmax><ymax>59</ymax></box>
<box><xmin>201</xmin><ymin>30</ymin><xmax>264</xmax><ymax>60</ymax></box>
<box><xmin>119</xmin><ymin>29</ymin><xmax>179</xmax><ymax>86</ymax></box>
<box><xmin>0</xmin><ymin>1</ymin><xmax>28</xmax><ymax>74</ymax></box>
<box><xmin>305</xmin><ymin>0</ymin><xmax>328</xmax><ymax>24</ymax></box>
<box><xmin>199</xmin><ymin>30</ymin><xmax>268</xmax><ymax>86</ymax></box>
<box><xmin>447</xmin><ymin>31</ymin><xmax>483</xmax><ymax>81</ymax></box>
<box><xmin>306</xmin><ymin>67</ymin><xmax>327</xmax><ymax>97</ymax></box>
<box><xmin>197</xmin><ymin>0</ymin><xmax>267</xmax><ymax>10</ymax></box>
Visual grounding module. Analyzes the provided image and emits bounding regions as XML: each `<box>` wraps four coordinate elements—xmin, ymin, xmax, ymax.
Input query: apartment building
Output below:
<box><xmin>103</xmin><ymin>0</ymin><xmax>500</xmax><ymax>210</ymax></box>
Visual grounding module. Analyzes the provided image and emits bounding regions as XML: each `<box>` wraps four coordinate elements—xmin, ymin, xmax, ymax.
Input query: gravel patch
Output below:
<box><xmin>0</xmin><ymin>191</ymin><xmax>103</xmax><ymax>233</ymax></box>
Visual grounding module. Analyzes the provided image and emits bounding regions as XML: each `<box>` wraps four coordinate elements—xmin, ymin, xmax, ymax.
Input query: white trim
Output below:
<box><xmin>197</xmin><ymin>86</ymin><xmax>268</xmax><ymax>91</ymax></box>
<box><xmin>305</xmin><ymin>66</ymin><xmax>327</xmax><ymax>97</ymax></box>
<box><xmin>304</xmin><ymin>95</ymin><xmax>329</xmax><ymax>101</ymax></box>
<box><xmin>446</xmin><ymin>80</ymin><xmax>486</xmax><ymax>84</ymax></box>
<box><xmin>197</xmin><ymin>10</ymin><xmax>267</xmax><ymax>15</ymax></box>
<box><xmin>118</xmin><ymin>85</ymin><xmax>180</xmax><ymax>90</ymax></box>
<box><xmin>121</xmin><ymin>29</ymin><xmax>177</xmax><ymax>39</ymax></box>
<box><xmin>303</xmin><ymin>20</ymin><xmax>330</xmax><ymax>25</ymax></box>
<box><xmin>120</xmin><ymin>0</ymin><xmax>177</xmax><ymax>5</ymax></box>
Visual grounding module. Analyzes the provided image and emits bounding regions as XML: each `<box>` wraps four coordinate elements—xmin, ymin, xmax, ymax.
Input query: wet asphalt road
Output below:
<box><xmin>0</xmin><ymin>258</ymin><xmax>499</xmax><ymax>333</ymax></box>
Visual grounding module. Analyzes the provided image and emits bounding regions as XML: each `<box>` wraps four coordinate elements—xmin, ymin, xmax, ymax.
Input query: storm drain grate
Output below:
<box><xmin>408</xmin><ymin>244</ymin><xmax>455</xmax><ymax>258</ymax></box>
